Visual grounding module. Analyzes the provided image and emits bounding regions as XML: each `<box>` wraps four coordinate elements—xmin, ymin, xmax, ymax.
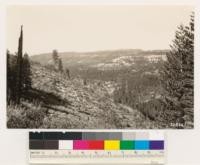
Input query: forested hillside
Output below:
<box><xmin>8</xmin><ymin>61</ymin><xmax>161</xmax><ymax>128</ymax></box>
<box><xmin>7</xmin><ymin>14</ymin><xmax>194</xmax><ymax>129</ymax></box>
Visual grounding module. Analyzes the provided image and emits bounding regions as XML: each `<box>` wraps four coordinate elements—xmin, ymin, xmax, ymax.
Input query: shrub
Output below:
<box><xmin>7</xmin><ymin>101</ymin><xmax>45</xmax><ymax>128</ymax></box>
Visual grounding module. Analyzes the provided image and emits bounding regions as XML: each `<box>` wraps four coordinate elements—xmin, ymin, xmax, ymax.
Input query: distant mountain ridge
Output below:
<box><xmin>31</xmin><ymin>49</ymin><xmax>169</xmax><ymax>69</ymax></box>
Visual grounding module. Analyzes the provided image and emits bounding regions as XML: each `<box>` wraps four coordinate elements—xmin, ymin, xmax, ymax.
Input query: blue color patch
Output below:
<box><xmin>135</xmin><ymin>140</ymin><xmax>149</xmax><ymax>150</ymax></box>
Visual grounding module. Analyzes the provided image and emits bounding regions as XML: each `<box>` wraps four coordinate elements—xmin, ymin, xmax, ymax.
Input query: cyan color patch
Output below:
<box><xmin>135</xmin><ymin>140</ymin><xmax>149</xmax><ymax>150</ymax></box>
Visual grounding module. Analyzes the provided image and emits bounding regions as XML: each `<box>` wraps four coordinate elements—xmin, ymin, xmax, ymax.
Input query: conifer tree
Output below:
<box><xmin>58</xmin><ymin>58</ymin><xmax>63</xmax><ymax>72</ymax></box>
<box><xmin>162</xmin><ymin>13</ymin><xmax>194</xmax><ymax>124</ymax></box>
<box><xmin>65</xmin><ymin>68</ymin><xmax>70</xmax><ymax>79</ymax></box>
<box><xmin>22</xmin><ymin>53</ymin><xmax>32</xmax><ymax>93</ymax></box>
<box><xmin>15</xmin><ymin>25</ymin><xmax>23</xmax><ymax>104</ymax></box>
<box><xmin>180</xmin><ymin>13</ymin><xmax>194</xmax><ymax>121</ymax></box>
<box><xmin>7</xmin><ymin>52</ymin><xmax>18</xmax><ymax>102</ymax></box>
<box><xmin>52</xmin><ymin>49</ymin><xmax>59</xmax><ymax>70</ymax></box>
<box><xmin>7</xmin><ymin>50</ymin><xmax>11</xmax><ymax>102</ymax></box>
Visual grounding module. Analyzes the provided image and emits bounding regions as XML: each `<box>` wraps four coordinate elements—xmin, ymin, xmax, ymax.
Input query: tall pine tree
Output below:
<box><xmin>15</xmin><ymin>25</ymin><xmax>23</xmax><ymax>104</ymax></box>
<box><xmin>162</xmin><ymin>13</ymin><xmax>194</xmax><ymax>125</ymax></box>
<box><xmin>22</xmin><ymin>53</ymin><xmax>32</xmax><ymax>93</ymax></box>
<box><xmin>180</xmin><ymin>13</ymin><xmax>194</xmax><ymax>122</ymax></box>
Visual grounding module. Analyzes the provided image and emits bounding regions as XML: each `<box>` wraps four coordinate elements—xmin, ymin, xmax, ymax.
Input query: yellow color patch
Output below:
<box><xmin>104</xmin><ymin>140</ymin><xmax>120</xmax><ymax>150</ymax></box>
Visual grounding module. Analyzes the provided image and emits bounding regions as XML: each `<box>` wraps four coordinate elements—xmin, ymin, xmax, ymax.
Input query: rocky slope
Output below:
<box><xmin>20</xmin><ymin>63</ymin><xmax>157</xmax><ymax>129</ymax></box>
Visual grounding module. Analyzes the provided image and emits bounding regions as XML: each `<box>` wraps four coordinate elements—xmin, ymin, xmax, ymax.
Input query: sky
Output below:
<box><xmin>7</xmin><ymin>5</ymin><xmax>193</xmax><ymax>55</ymax></box>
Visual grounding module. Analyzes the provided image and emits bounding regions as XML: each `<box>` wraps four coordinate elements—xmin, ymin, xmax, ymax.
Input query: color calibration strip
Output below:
<box><xmin>29</xmin><ymin>132</ymin><xmax>164</xmax><ymax>150</ymax></box>
<box><xmin>29</xmin><ymin>132</ymin><xmax>165</xmax><ymax>165</ymax></box>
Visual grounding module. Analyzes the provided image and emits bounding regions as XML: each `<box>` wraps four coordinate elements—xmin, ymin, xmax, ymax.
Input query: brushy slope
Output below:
<box><xmin>7</xmin><ymin>63</ymin><xmax>159</xmax><ymax>129</ymax></box>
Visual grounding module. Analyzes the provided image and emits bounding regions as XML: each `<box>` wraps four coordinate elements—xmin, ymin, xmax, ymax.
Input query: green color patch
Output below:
<box><xmin>120</xmin><ymin>140</ymin><xmax>135</xmax><ymax>150</ymax></box>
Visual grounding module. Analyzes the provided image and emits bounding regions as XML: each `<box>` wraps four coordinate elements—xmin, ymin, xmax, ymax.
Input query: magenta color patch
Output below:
<box><xmin>73</xmin><ymin>140</ymin><xmax>89</xmax><ymax>150</ymax></box>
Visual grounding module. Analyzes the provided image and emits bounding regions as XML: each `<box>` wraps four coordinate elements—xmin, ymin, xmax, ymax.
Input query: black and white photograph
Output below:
<box><xmin>6</xmin><ymin>5</ymin><xmax>194</xmax><ymax>129</ymax></box>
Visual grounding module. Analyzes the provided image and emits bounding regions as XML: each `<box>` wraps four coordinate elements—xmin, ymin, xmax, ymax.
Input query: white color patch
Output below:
<box><xmin>59</xmin><ymin>140</ymin><xmax>73</xmax><ymax>150</ymax></box>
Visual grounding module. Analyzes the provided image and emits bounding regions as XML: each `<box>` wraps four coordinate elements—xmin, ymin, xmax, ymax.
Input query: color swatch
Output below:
<box><xmin>104</xmin><ymin>140</ymin><xmax>120</xmax><ymax>150</ymax></box>
<box><xmin>29</xmin><ymin>132</ymin><xmax>164</xmax><ymax>150</ymax></box>
<box><xmin>120</xmin><ymin>140</ymin><xmax>135</xmax><ymax>150</ymax></box>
